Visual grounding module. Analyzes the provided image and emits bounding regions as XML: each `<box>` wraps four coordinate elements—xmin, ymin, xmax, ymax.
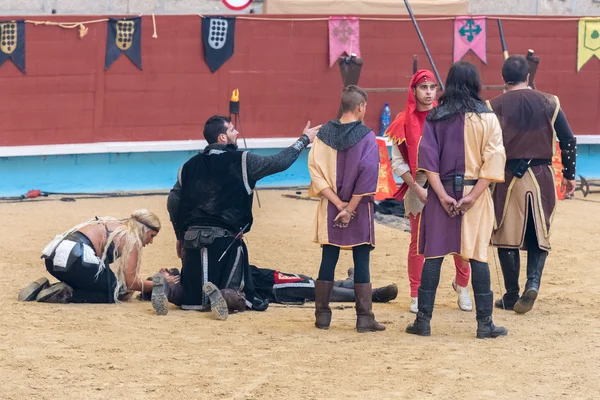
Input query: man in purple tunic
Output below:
<box><xmin>308</xmin><ymin>85</ymin><xmax>385</xmax><ymax>333</ymax></box>
<box><xmin>405</xmin><ymin>61</ymin><xmax>508</xmax><ymax>339</ymax></box>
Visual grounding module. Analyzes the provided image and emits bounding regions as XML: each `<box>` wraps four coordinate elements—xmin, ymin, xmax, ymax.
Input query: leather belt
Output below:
<box><xmin>506</xmin><ymin>158</ymin><xmax>551</xmax><ymax>169</ymax></box>
<box><xmin>441</xmin><ymin>179</ymin><xmax>478</xmax><ymax>187</ymax></box>
<box><xmin>187</xmin><ymin>226</ymin><xmax>233</xmax><ymax>237</ymax></box>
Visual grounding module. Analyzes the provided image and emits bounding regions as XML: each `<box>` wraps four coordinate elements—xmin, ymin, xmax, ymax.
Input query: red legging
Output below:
<box><xmin>408</xmin><ymin>213</ymin><xmax>470</xmax><ymax>297</ymax></box>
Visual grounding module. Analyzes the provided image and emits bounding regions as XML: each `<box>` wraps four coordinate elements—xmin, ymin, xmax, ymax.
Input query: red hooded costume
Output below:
<box><xmin>384</xmin><ymin>69</ymin><xmax>437</xmax><ymax>201</ymax></box>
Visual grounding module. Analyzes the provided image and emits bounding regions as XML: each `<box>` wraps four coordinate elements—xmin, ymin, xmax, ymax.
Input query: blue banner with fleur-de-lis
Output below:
<box><xmin>105</xmin><ymin>17</ymin><xmax>142</xmax><ymax>70</ymax></box>
<box><xmin>453</xmin><ymin>17</ymin><xmax>486</xmax><ymax>64</ymax></box>
<box><xmin>0</xmin><ymin>20</ymin><xmax>26</xmax><ymax>74</ymax></box>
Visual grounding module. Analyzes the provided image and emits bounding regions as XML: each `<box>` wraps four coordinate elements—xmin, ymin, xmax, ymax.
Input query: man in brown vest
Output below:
<box><xmin>487</xmin><ymin>55</ymin><xmax>577</xmax><ymax>314</ymax></box>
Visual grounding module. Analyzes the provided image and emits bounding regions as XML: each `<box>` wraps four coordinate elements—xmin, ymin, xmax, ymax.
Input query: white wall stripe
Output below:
<box><xmin>1</xmin><ymin>135</ymin><xmax>598</xmax><ymax>157</ymax></box>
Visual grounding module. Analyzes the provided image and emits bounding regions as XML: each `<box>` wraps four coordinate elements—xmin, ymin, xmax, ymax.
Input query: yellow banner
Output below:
<box><xmin>577</xmin><ymin>18</ymin><xmax>600</xmax><ymax>72</ymax></box>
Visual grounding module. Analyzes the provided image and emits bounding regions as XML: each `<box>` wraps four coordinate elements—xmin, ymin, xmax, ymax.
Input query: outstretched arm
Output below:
<box><xmin>247</xmin><ymin>122</ymin><xmax>321</xmax><ymax>181</ymax></box>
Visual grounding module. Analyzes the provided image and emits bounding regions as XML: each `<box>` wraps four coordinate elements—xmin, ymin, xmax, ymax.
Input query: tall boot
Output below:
<box><xmin>330</xmin><ymin>286</ymin><xmax>355</xmax><ymax>302</ymax></box>
<box><xmin>496</xmin><ymin>248</ymin><xmax>521</xmax><ymax>310</ymax></box>
<box><xmin>405</xmin><ymin>288</ymin><xmax>436</xmax><ymax>336</ymax></box>
<box><xmin>474</xmin><ymin>292</ymin><xmax>508</xmax><ymax>339</ymax></box>
<box><xmin>372</xmin><ymin>283</ymin><xmax>398</xmax><ymax>303</ymax></box>
<box><xmin>314</xmin><ymin>280</ymin><xmax>334</xmax><ymax>329</ymax></box>
<box><xmin>354</xmin><ymin>283</ymin><xmax>386</xmax><ymax>333</ymax></box>
<box><xmin>514</xmin><ymin>249</ymin><xmax>547</xmax><ymax>314</ymax></box>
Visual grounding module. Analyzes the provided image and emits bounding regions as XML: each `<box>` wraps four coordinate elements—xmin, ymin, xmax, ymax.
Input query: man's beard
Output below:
<box><xmin>417</xmin><ymin>99</ymin><xmax>433</xmax><ymax>109</ymax></box>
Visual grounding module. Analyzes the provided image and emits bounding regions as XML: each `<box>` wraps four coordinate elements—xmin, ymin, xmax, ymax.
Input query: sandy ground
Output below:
<box><xmin>1</xmin><ymin>190</ymin><xmax>599</xmax><ymax>400</ymax></box>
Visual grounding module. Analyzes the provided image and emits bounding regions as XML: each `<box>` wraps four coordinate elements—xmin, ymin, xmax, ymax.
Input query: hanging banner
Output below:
<box><xmin>453</xmin><ymin>16</ymin><xmax>487</xmax><ymax>64</ymax></box>
<box><xmin>328</xmin><ymin>17</ymin><xmax>360</xmax><ymax>68</ymax></box>
<box><xmin>0</xmin><ymin>20</ymin><xmax>26</xmax><ymax>73</ymax></box>
<box><xmin>202</xmin><ymin>17</ymin><xmax>236</xmax><ymax>73</ymax></box>
<box><xmin>105</xmin><ymin>17</ymin><xmax>142</xmax><ymax>70</ymax></box>
<box><xmin>577</xmin><ymin>18</ymin><xmax>600</xmax><ymax>72</ymax></box>
<box><xmin>375</xmin><ymin>137</ymin><xmax>398</xmax><ymax>201</ymax></box>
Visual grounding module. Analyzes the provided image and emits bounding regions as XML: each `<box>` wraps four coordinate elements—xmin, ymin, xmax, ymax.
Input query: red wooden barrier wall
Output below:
<box><xmin>0</xmin><ymin>15</ymin><xmax>598</xmax><ymax>147</ymax></box>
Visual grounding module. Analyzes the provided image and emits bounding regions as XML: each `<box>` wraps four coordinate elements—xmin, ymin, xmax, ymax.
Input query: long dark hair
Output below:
<box><xmin>428</xmin><ymin>61</ymin><xmax>489</xmax><ymax>120</ymax></box>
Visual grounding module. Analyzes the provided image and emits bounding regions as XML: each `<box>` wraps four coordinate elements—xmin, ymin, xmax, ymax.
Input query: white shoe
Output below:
<box><xmin>453</xmin><ymin>279</ymin><xmax>473</xmax><ymax>311</ymax></box>
<box><xmin>410</xmin><ymin>297</ymin><xmax>418</xmax><ymax>313</ymax></box>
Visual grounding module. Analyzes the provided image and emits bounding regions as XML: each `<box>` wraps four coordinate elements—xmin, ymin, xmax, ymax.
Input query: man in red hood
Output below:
<box><xmin>386</xmin><ymin>70</ymin><xmax>472</xmax><ymax>314</ymax></box>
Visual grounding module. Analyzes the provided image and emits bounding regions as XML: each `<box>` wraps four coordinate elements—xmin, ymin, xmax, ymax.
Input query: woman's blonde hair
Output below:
<box><xmin>59</xmin><ymin>209</ymin><xmax>161</xmax><ymax>302</ymax></box>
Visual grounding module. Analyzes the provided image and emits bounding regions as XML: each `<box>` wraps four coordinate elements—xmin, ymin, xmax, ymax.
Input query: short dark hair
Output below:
<box><xmin>502</xmin><ymin>55</ymin><xmax>529</xmax><ymax>85</ymax></box>
<box><xmin>203</xmin><ymin>115</ymin><xmax>230</xmax><ymax>144</ymax></box>
<box><xmin>340</xmin><ymin>85</ymin><xmax>368</xmax><ymax>113</ymax></box>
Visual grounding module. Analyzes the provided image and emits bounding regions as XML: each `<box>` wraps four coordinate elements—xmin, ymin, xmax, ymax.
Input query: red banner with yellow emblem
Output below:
<box><xmin>375</xmin><ymin>137</ymin><xmax>398</xmax><ymax>201</ymax></box>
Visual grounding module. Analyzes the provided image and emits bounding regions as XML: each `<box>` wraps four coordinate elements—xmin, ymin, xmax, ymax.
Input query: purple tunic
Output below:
<box><xmin>416</xmin><ymin>111</ymin><xmax>506</xmax><ymax>261</ymax></box>
<box><xmin>417</xmin><ymin>116</ymin><xmax>465</xmax><ymax>257</ymax></box>
<box><xmin>308</xmin><ymin>131</ymin><xmax>380</xmax><ymax>248</ymax></box>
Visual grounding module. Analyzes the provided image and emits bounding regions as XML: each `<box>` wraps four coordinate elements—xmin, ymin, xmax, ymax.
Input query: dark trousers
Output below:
<box><xmin>317</xmin><ymin>244</ymin><xmax>371</xmax><ymax>284</ymax></box>
<box><xmin>497</xmin><ymin>202</ymin><xmax>549</xmax><ymax>302</ymax></box>
<box><xmin>45</xmin><ymin>258</ymin><xmax>116</xmax><ymax>303</ymax></box>
<box><xmin>419</xmin><ymin>257</ymin><xmax>493</xmax><ymax>321</ymax></box>
<box><xmin>180</xmin><ymin>236</ymin><xmax>254</xmax><ymax>310</ymax></box>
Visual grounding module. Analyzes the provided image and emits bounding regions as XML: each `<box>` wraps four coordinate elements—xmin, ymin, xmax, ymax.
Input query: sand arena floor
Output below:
<box><xmin>1</xmin><ymin>190</ymin><xmax>599</xmax><ymax>399</ymax></box>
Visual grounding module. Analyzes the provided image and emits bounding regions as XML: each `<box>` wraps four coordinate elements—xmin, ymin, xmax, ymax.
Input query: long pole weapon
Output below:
<box><xmin>403</xmin><ymin>0</ymin><xmax>445</xmax><ymax>91</ymax></box>
<box><xmin>497</xmin><ymin>19</ymin><xmax>509</xmax><ymax>60</ymax></box>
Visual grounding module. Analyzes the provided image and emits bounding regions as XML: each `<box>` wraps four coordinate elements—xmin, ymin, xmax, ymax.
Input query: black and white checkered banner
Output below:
<box><xmin>202</xmin><ymin>17</ymin><xmax>236</xmax><ymax>73</ymax></box>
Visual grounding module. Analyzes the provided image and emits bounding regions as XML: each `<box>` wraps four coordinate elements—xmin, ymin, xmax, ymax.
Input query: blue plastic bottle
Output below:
<box><xmin>380</xmin><ymin>103</ymin><xmax>391</xmax><ymax>136</ymax></box>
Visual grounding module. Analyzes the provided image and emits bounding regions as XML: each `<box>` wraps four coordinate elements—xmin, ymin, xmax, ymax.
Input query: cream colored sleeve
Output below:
<box><xmin>479</xmin><ymin>114</ymin><xmax>506</xmax><ymax>182</ymax></box>
<box><xmin>307</xmin><ymin>143</ymin><xmax>330</xmax><ymax>197</ymax></box>
<box><xmin>391</xmin><ymin>143</ymin><xmax>411</xmax><ymax>178</ymax></box>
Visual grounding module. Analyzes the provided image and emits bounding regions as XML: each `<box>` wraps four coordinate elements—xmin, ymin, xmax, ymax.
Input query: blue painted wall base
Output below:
<box><xmin>1</xmin><ymin>145</ymin><xmax>599</xmax><ymax>197</ymax></box>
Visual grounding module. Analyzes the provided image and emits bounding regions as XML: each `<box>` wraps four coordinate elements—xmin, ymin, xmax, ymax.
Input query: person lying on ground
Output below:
<box><xmin>139</xmin><ymin>266</ymin><xmax>398</xmax><ymax>320</ymax></box>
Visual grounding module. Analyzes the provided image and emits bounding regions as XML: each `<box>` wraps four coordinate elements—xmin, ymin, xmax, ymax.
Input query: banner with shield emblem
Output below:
<box><xmin>202</xmin><ymin>16</ymin><xmax>236</xmax><ymax>73</ymax></box>
<box><xmin>105</xmin><ymin>17</ymin><xmax>142</xmax><ymax>70</ymax></box>
<box><xmin>0</xmin><ymin>20</ymin><xmax>26</xmax><ymax>73</ymax></box>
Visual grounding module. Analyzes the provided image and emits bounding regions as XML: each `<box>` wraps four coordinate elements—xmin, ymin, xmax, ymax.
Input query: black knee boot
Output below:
<box><xmin>514</xmin><ymin>249</ymin><xmax>547</xmax><ymax>314</ymax></box>
<box><xmin>475</xmin><ymin>292</ymin><xmax>508</xmax><ymax>339</ymax></box>
<box><xmin>406</xmin><ymin>288</ymin><xmax>436</xmax><ymax>336</ymax></box>
<box><xmin>330</xmin><ymin>286</ymin><xmax>355</xmax><ymax>302</ymax></box>
<box><xmin>496</xmin><ymin>249</ymin><xmax>520</xmax><ymax>310</ymax></box>
<box><xmin>372</xmin><ymin>283</ymin><xmax>398</xmax><ymax>303</ymax></box>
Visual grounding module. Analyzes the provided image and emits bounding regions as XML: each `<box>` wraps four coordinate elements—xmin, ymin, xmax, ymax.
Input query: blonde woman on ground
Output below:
<box><xmin>19</xmin><ymin>209</ymin><xmax>173</xmax><ymax>304</ymax></box>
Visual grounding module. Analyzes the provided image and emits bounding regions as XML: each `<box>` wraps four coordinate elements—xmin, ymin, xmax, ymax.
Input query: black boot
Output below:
<box><xmin>514</xmin><ymin>249</ymin><xmax>547</xmax><ymax>314</ymax></box>
<box><xmin>314</xmin><ymin>280</ymin><xmax>334</xmax><ymax>329</ymax></box>
<box><xmin>406</xmin><ymin>288</ymin><xmax>435</xmax><ymax>336</ymax></box>
<box><xmin>475</xmin><ymin>292</ymin><xmax>508</xmax><ymax>339</ymax></box>
<box><xmin>36</xmin><ymin>282</ymin><xmax>73</xmax><ymax>303</ymax></box>
<box><xmin>330</xmin><ymin>286</ymin><xmax>355</xmax><ymax>302</ymax></box>
<box><xmin>496</xmin><ymin>249</ymin><xmax>521</xmax><ymax>310</ymax></box>
<box><xmin>355</xmin><ymin>283</ymin><xmax>386</xmax><ymax>333</ymax></box>
<box><xmin>372</xmin><ymin>283</ymin><xmax>398</xmax><ymax>303</ymax></box>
